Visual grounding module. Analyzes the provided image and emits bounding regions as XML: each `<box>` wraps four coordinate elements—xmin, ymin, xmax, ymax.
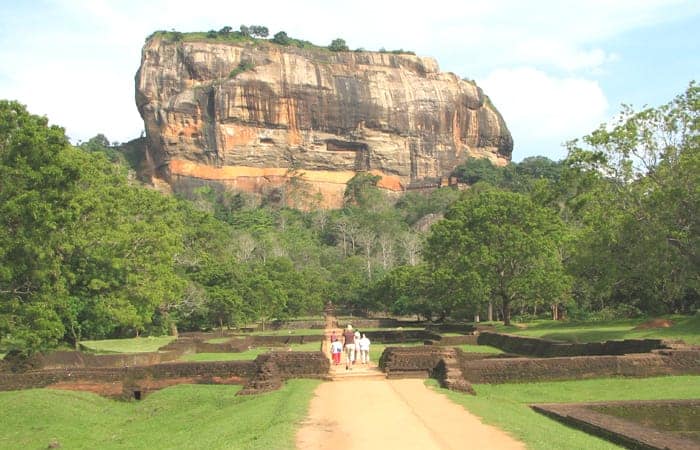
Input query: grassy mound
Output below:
<box><xmin>0</xmin><ymin>380</ymin><xmax>320</xmax><ymax>450</ymax></box>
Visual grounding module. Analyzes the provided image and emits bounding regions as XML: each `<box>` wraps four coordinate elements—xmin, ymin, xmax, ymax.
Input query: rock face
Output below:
<box><xmin>135</xmin><ymin>35</ymin><xmax>513</xmax><ymax>208</ymax></box>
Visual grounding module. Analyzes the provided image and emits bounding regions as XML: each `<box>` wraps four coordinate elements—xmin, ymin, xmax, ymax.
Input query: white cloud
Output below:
<box><xmin>3</xmin><ymin>0</ymin><xmax>699</xmax><ymax>152</ymax></box>
<box><xmin>480</xmin><ymin>67</ymin><xmax>609</xmax><ymax>160</ymax></box>
<box><xmin>511</xmin><ymin>39</ymin><xmax>616</xmax><ymax>72</ymax></box>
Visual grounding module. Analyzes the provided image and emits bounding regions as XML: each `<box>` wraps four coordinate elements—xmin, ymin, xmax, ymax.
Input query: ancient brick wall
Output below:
<box><xmin>338</xmin><ymin>318</ymin><xmax>407</xmax><ymax>328</ymax></box>
<box><xmin>269</xmin><ymin>319</ymin><xmax>325</xmax><ymax>330</ymax></box>
<box><xmin>458</xmin><ymin>350</ymin><xmax>700</xmax><ymax>384</ymax></box>
<box><xmin>0</xmin><ymin>360</ymin><xmax>257</xmax><ymax>393</ymax></box>
<box><xmin>260</xmin><ymin>351</ymin><xmax>330</xmax><ymax>379</ymax></box>
<box><xmin>477</xmin><ymin>332</ymin><xmax>668</xmax><ymax>357</ymax></box>
<box><xmin>425</xmin><ymin>324</ymin><xmax>476</xmax><ymax>334</ymax></box>
<box><xmin>238</xmin><ymin>351</ymin><xmax>330</xmax><ymax>395</ymax></box>
<box><xmin>247</xmin><ymin>335</ymin><xmax>323</xmax><ymax>346</ymax></box>
<box><xmin>364</xmin><ymin>330</ymin><xmax>440</xmax><ymax>343</ymax></box>
<box><xmin>379</xmin><ymin>346</ymin><xmax>456</xmax><ymax>377</ymax></box>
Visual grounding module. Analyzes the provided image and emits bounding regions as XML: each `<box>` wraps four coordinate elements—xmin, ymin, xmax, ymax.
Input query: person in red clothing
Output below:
<box><xmin>343</xmin><ymin>324</ymin><xmax>356</xmax><ymax>370</ymax></box>
<box><xmin>330</xmin><ymin>338</ymin><xmax>343</xmax><ymax>365</ymax></box>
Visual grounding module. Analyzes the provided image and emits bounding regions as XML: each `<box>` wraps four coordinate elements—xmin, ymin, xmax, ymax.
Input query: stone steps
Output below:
<box><xmin>330</xmin><ymin>366</ymin><xmax>386</xmax><ymax>381</ymax></box>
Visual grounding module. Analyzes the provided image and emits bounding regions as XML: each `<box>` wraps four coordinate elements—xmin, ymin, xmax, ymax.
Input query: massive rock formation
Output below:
<box><xmin>135</xmin><ymin>35</ymin><xmax>512</xmax><ymax>208</ymax></box>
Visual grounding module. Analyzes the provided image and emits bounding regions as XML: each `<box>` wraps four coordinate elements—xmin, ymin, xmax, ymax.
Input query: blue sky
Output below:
<box><xmin>1</xmin><ymin>0</ymin><xmax>698</xmax><ymax>162</ymax></box>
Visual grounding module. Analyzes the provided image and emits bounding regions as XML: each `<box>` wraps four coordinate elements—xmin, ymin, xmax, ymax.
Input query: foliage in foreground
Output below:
<box><xmin>431</xmin><ymin>375</ymin><xmax>700</xmax><ymax>450</ymax></box>
<box><xmin>0</xmin><ymin>379</ymin><xmax>320</xmax><ymax>450</ymax></box>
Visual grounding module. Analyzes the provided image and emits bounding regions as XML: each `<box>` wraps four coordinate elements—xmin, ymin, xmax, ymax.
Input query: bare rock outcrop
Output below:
<box><xmin>135</xmin><ymin>35</ymin><xmax>513</xmax><ymax>208</ymax></box>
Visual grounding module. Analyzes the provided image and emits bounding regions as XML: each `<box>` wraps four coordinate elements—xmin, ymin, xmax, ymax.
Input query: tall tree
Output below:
<box><xmin>425</xmin><ymin>187</ymin><xmax>570</xmax><ymax>325</ymax></box>
<box><xmin>564</xmin><ymin>82</ymin><xmax>699</xmax><ymax>315</ymax></box>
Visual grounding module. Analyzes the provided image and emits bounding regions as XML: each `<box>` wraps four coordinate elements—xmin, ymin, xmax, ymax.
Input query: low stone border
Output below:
<box><xmin>531</xmin><ymin>400</ymin><xmax>700</xmax><ymax>450</ymax></box>
<box><xmin>425</xmin><ymin>324</ymin><xmax>477</xmax><ymax>334</ymax></box>
<box><xmin>477</xmin><ymin>332</ymin><xmax>670</xmax><ymax>357</ymax></box>
<box><xmin>337</xmin><ymin>318</ymin><xmax>409</xmax><ymax>328</ymax></box>
<box><xmin>458</xmin><ymin>350</ymin><xmax>700</xmax><ymax>384</ymax></box>
<box><xmin>0</xmin><ymin>351</ymin><xmax>330</xmax><ymax>398</ymax></box>
<box><xmin>238</xmin><ymin>351</ymin><xmax>330</xmax><ymax>395</ymax></box>
<box><xmin>365</xmin><ymin>330</ymin><xmax>440</xmax><ymax>343</ymax></box>
<box><xmin>427</xmin><ymin>335</ymin><xmax>479</xmax><ymax>346</ymax></box>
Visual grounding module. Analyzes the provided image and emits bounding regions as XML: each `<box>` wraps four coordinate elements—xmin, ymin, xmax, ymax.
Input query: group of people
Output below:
<box><xmin>330</xmin><ymin>324</ymin><xmax>370</xmax><ymax>370</ymax></box>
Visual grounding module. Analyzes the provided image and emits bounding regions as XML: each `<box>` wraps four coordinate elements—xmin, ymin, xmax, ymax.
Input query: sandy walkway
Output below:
<box><xmin>296</xmin><ymin>378</ymin><xmax>524</xmax><ymax>450</ymax></box>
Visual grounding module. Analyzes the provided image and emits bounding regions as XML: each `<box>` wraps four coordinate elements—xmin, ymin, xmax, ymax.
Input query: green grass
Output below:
<box><xmin>430</xmin><ymin>375</ymin><xmax>700</xmax><ymax>450</ymax></box>
<box><xmin>80</xmin><ymin>336</ymin><xmax>176</xmax><ymax>354</ymax></box>
<box><xmin>181</xmin><ymin>342</ymin><xmax>322</xmax><ymax>362</ymax></box>
<box><xmin>287</xmin><ymin>341</ymin><xmax>323</xmax><ymax>351</ymax></box>
<box><xmin>0</xmin><ymin>379</ymin><xmax>320</xmax><ymax>450</ymax></box>
<box><xmin>455</xmin><ymin>344</ymin><xmax>503</xmax><ymax>354</ymax></box>
<box><xmin>494</xmin><ymin>314</ymin><xmax>700</xmax><ymax>344</ymax></box>
<box><xmin>245</xmin><ymin>328</ymin><xmax>326</xmax><ymax>336</ymax></box>
<box><xmin>204</xmin><ymin>337</ymin><xmax>234</xmax><ymax>344</ymax></box>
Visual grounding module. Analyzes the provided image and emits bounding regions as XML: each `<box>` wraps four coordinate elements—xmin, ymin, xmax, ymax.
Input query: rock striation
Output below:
<box><xmin>135</xmin><ymin>35</ymin><xmax>513</xmax><ymax>208</ymax></box>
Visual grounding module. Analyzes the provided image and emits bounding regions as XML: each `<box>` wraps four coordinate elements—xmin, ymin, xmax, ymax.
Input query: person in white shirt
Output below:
<box><xmin>358</xmin><ymin>333</ymin><xmax>371</xmax><ymax>364</ymax></box>
<box><xmin>330</xmin><ymin>338</ymin><xmax>343</xmax><ymax>365</ymax></box>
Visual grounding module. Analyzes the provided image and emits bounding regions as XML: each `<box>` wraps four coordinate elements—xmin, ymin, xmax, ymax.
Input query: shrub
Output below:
<box><xmin>272</xmin><ymin>31</ymin><xmax>290</xmax><ymax>45</ymax></box>
<box><xmin>229</xmin><ymin>60</ymin><xmax>255</xmax><ymax>78</ymax></box>
<box><xmin>328</xmin><ymin>38</ymin><xmax>349</xmax><ymax>52</ymax></box>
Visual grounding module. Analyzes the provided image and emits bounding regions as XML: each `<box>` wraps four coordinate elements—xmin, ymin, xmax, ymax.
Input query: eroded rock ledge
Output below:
<box><xmin>135</xmin><ymin>36</ymin><xmax>513</xmax><ymax>208</ymax></box>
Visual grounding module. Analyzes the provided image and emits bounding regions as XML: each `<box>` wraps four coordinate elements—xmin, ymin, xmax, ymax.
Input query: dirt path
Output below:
<box><xmin>296</xmin><ymin>378</ymin><xmax>525</xmax><ymax>450</ymax></box>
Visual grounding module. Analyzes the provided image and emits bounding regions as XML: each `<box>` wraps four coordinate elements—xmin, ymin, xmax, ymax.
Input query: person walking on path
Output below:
<box><xmin>353</xmin><ymin>329</ymin><xmax>361</xmax><ymax>363</ymax></box>
<box><xmin>358</xmin><ymin>333</ymin><xmax>371</xmax><ymax>364</ymax></box>
<box><xmin>343</xmin><ymin>324</ymin><xmax>356</xmax><ymax>370</ymax></box>
<box><xmin>330</xmin><ymin>338</ymin><xmax>343</xmax><ymax>365</ymax></box>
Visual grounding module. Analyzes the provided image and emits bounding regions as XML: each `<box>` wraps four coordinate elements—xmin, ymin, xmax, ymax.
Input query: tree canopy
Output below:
<box><xmin>425</xmin><ymin>187</ymin><xmax>570</xmax><ymax>325</ymax></box>
<box><xmin>1</xmin><ymin>82</ymin><xmax>697</xmax><ymax>353</ymax></box>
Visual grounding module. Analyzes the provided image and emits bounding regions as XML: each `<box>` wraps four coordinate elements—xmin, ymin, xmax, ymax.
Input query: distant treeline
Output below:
<box><xmin>146</xmin><ymin>25</ymin><xmax>416</xmax><ymax>55</ymax></box>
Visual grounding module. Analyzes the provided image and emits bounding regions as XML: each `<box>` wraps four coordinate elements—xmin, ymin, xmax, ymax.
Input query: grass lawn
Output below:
<box><xmin>204</xmin><ymin>337</ymin><xmax>238</xmax><ymax>344</ymax></box>
<box><xmin>0</xmin><ymin>379</ymin><xmax>320</xmax><ymax>450</ymax></box>
<box><xmin>430</xmin><ymin>375</ymin><xmax>700</xmax><ymax>450</ymax></box>
<box><xmin>494</xmin><ymin>314</ymin><xmax>700</xmax><ymax>344</ymax></box>
<box><xmin>80</xmin><ymin>336</ymin><xmax>177</xmax><ymax>354</ymax></box>
<box><xmin>181</xmin><ymin>342</ymin><xmax>323</xmax><ymax>362</ymax></box>
<box><xmin>455</xmin><ymin>344</ymin><xmax>503</xmax><ymax>354</ymax></box>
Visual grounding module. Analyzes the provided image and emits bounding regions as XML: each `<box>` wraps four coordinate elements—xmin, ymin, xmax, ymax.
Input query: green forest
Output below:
<box><xmin>0</xmin><ymin>83</ymin><xmax>697</xmax><ymax>354</ymax></box>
